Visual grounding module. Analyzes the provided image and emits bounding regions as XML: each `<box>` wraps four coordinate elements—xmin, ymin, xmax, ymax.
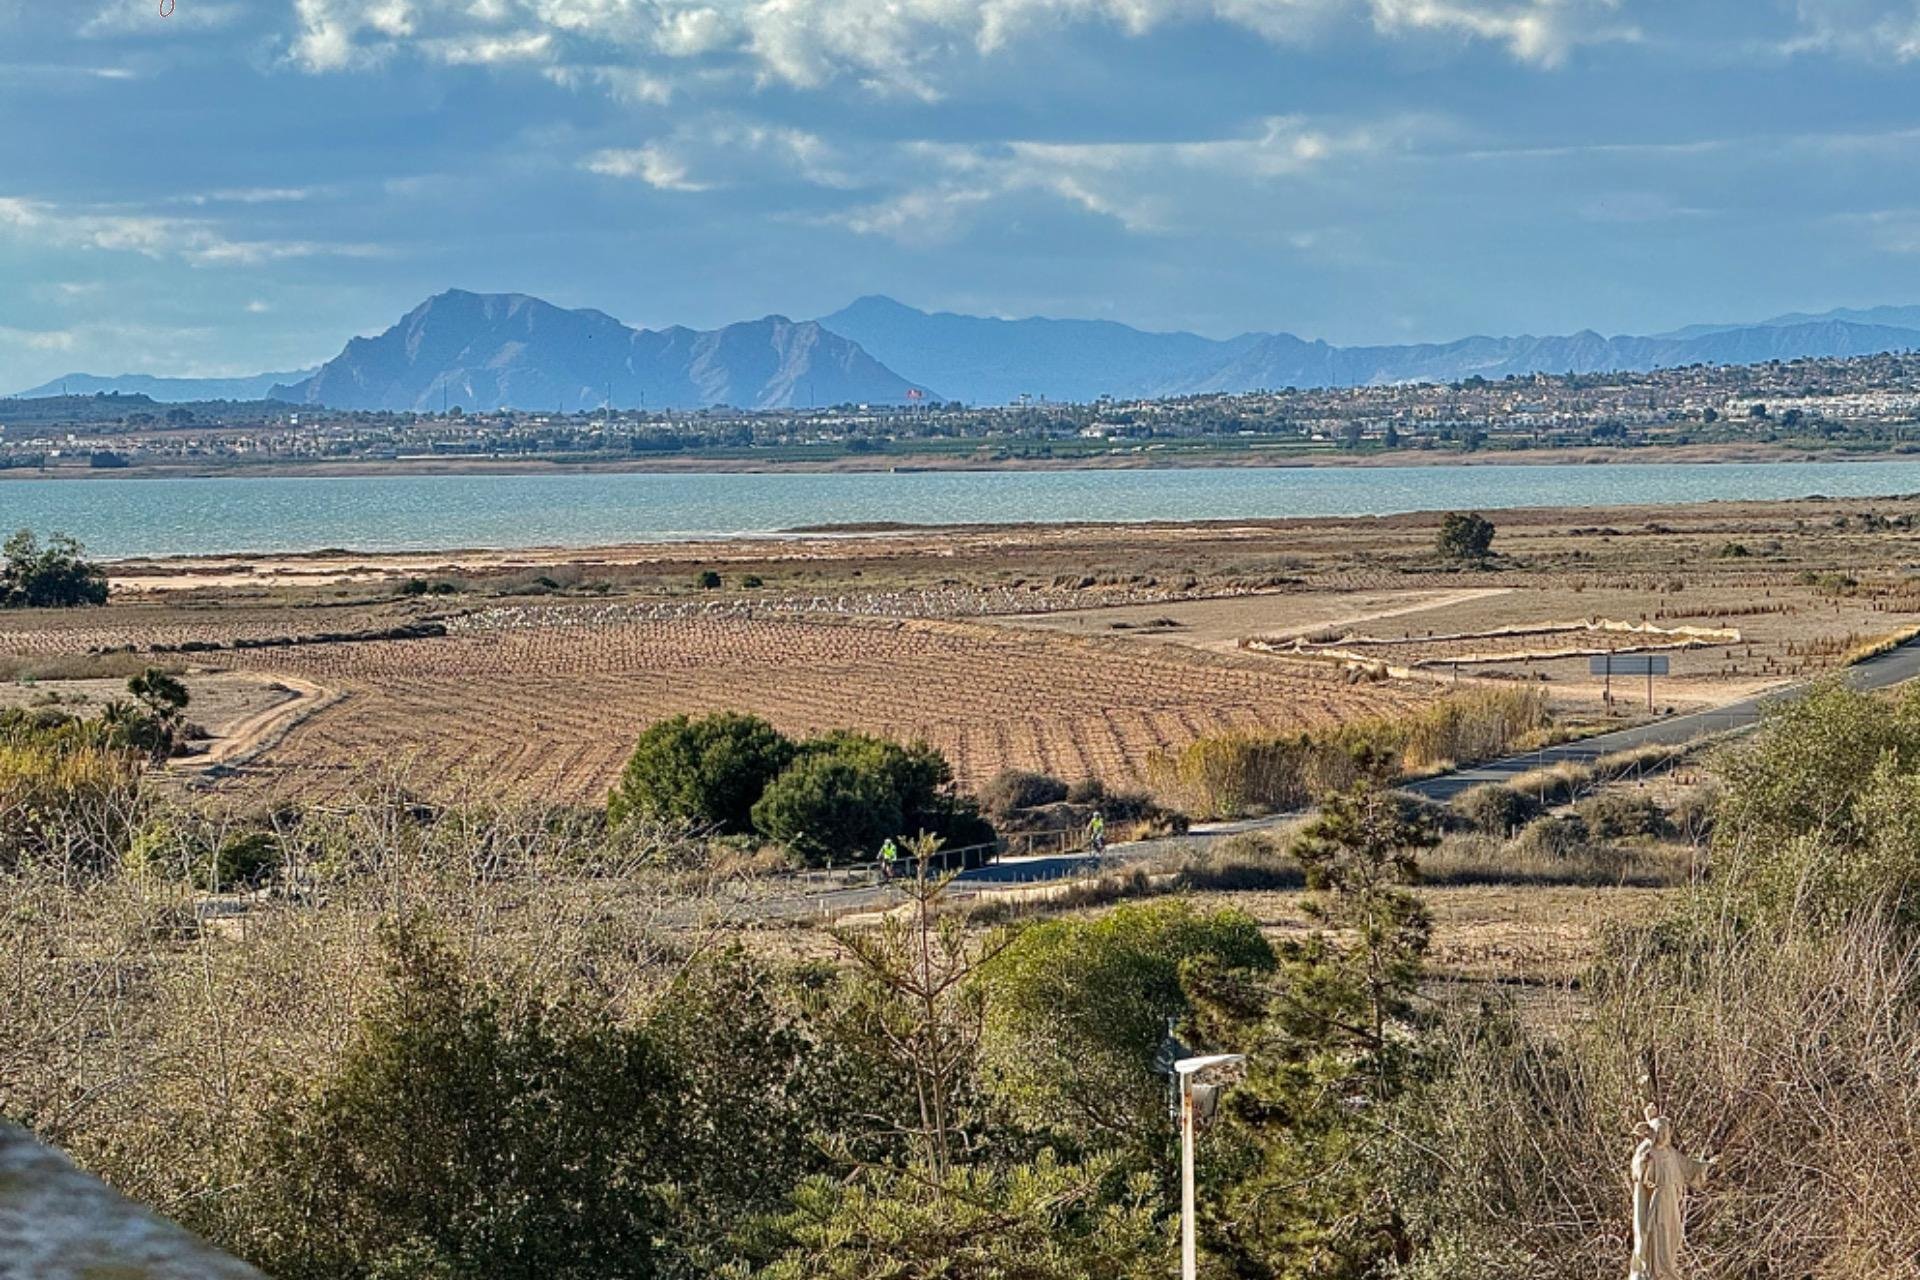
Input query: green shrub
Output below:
<box><xmin>1436</xmin><ymin>511</ymin><xmax>1495</xmax><ymax>561</ymax></box>
<box><xmin>751</xmin><ymin>752</ymin><xmax>906</xmax><ymax>866</ymax></box>
<box><xmin>748</xmin><ymin>736</ymin><xmax>990</xmax><ymax>867</ymax></box>
<box><xmin>127</xmin><ymin>822</ymin><xmax>280</xmax><ymax>892</ymax></box>
<box><xmin>607</xmin><ymin>713</ymin><xmax>795</xmax><ymax>833</ymax></box>
<box><xmin>750</xmin><ymin>732</ymin><xmax>991</xmax><ymax>865</ymax></box>
<box><xmin>253</xmin><ymin>927</ymin><xmax>677</xmax><ymax>1280</ymax></box>
<box><xmin>1572</xmin><ymin>791</ymin><xmax>1665</xmax><ymax>840</ymax></box>
<box><xmin>0</xmin><ymin>529</ymin><xmax>108</xmax><ymax>608</ymax></box>
<box><xmin>1712</xmin><ymin>680</ymin><xmax>1920</xmax><ymax>927</ymax></box>
<box><xmin>1451</xmin><ymin>783</ymin><xmax>1539</xmax><ymax>836</ymax></box>
<box><xmin>977</xmin><ymin>902</ymin><xmax>1273</xmax><ymax>1145</ymax></box>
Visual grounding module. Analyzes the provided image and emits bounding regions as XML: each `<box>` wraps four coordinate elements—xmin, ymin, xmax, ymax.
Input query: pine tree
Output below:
<box><xmin>1203</xmin><ymin>768</ymin><xmax>1438</xmax><ymax>1280</ymax></box>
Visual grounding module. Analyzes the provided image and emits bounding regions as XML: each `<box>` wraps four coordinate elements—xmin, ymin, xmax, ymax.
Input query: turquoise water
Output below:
<box><xmin>4</xmin><ymin>461</ymin><xmax>1919</xmax><ymax>558</ymax></box>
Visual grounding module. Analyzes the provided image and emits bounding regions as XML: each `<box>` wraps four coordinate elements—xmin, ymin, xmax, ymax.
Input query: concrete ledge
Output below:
<box><xmin>0</xmin><ymin>1124</ymin><xmax>262</xmax><ymax>1280</ymax></box>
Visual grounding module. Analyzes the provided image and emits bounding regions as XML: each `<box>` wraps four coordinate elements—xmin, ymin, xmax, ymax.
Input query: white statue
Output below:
<box><xmin>1628</xmin><ymin>1104</ymin><xmax>1715</xmax><ymax>1280</ymax></box>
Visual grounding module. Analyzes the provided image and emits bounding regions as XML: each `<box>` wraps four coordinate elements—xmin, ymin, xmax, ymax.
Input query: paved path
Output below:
<box><xmin>748</xmin><ymin>637</ymin><xmax>1920</xmax><ymax>919</ymax></box>
<box><xmin>1406</xmin><ymin>634</ymin><xmax>1920</xmax><ymax>801</ymax></box>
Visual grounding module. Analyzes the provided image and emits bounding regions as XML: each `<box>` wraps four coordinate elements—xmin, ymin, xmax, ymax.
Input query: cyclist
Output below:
<box><xmin>879</xmin><ymin>837</ymin><xmax>900</xmax><ymax>880</ymax></box>
<box><xmin>1088</xmin><ymin>812</ymin><xmax>1106</xmax><ymax>857</ymax></box>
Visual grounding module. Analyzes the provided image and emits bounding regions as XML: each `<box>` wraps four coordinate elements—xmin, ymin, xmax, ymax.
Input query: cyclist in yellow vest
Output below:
<box><xmin>1088</xmin><ymin>812</ymin><xmax>1106</xmax><ymax>855</ymax></box>
<box><xmin>880</xmin><ymin>837</ymin><xmax>900</xmax><ymax>879</ymax></box>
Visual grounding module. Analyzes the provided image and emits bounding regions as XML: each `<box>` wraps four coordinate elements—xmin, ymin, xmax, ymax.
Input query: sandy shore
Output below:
<box><xmin>4</xmin><ymin>440</ymin><xmax>1911</xmax><ymax>482</ymax></box>
<box><xmin>92</xmin><ymin>491</ymin><xmax>1898</xmax><ymax>592</ymax></box>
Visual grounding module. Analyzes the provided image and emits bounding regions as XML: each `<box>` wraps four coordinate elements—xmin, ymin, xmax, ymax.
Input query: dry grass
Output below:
<box><xmin>1144</xmin><ymin>685</ymin><xmax>1550</xmax><ymax>819</ymax></box>
<box><xmin>0</xmin><ymin>778</ymin><xmax>759</xmax><ymax>1217</ymax></box>
<box><xmin>1403</xmin><ymin>910</ymin><xmax>1920</xmax><ymax>1279</ymax></box>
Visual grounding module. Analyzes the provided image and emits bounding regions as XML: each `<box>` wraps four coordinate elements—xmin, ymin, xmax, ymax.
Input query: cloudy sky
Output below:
<box><xmin>5</xmin><ymin>0</ymin><xmax>1920</xmax><ymax>390</ymax></box>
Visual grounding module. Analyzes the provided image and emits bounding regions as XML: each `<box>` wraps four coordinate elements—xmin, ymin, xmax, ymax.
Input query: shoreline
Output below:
<box><xmin>89</xmin><ymin>493</ymin><xmax>1910</xmax><ymax>589</ymax></box>
<box><xmin>2</xmin><ymin>440</ymin><xmax>1911</xmax><ymax>482</ymax></box>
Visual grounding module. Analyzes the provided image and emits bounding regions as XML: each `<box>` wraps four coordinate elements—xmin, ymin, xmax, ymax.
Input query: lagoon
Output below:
<box><xmin>6</xmin><ymin>460</ymin><xmax>1920</xmax><ymax>559</ymax></box>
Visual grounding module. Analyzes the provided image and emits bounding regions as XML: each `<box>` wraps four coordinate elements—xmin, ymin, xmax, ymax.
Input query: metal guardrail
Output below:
<box><xmin>787</xmin><ymin>838</ymin><xmax>1006</xmax><ymax>893</ymax></box>
<box><xmin>784</xmin><ymin>826</ymin><xmax>1096</xmax><ymax>895</ymax></box>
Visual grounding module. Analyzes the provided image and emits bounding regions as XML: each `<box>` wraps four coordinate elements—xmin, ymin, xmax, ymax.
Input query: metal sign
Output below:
<box><xmin>1590</xmin><ymin>654</ymin><xmax>1670</xmax><ymax>676</ymax></box>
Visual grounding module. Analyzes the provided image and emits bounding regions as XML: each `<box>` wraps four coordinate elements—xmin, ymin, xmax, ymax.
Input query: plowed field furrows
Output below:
<box><xmin>212</xmin><ymin>614</ymin><xmax>1436</xmax><ymax>801</ymax></box>
<box><xmin>0</xmin><ymin>603</ymin><xmax>413</xmax><ymax>657</ymax></box>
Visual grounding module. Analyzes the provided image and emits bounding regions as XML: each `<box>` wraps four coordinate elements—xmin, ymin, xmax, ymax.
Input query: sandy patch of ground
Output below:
<box><xmin>991</xmin><ymin>587</ymin><xmax>1511</xmax><ymax>653</ymax></box>
<box><xmin>0</xmin><ymin>671</ymin><xmax>327</xmax><ymax>769</ymax></box>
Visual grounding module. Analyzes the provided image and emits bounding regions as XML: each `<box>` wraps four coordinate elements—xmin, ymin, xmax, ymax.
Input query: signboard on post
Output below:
<box><xmin>1591</xmin><ymin>653</ymin><xmax>1670</xmax><ymax>709</ymax></box>
<box><xmin>1588</xmin><ymin>655</ymin><xmax>1670</xmax><ymax>676</ymax></box>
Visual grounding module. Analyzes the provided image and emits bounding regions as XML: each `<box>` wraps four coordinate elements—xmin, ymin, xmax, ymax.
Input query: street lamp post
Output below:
<box><xmin>1175</xmin><ymin>1053</ymin><xmax>1245</xmax><ymax>1280</ymax></box>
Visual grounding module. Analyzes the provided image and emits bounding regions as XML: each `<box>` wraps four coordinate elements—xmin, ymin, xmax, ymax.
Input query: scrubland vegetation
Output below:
<box><xmin>0</xmin><ymin>529</ymin><xmax>107</xmax><ymax>609</ymax></box>
<box><xmin>1145</xmin><ymin>685</ymin><xmax>1550</xmax><ymax>818</ymax></box>
<box><xmin>4</xmin><ymin>668</ymin><xmax>1919</xmax><ymax>1278</ymax></box>
<box><xmin>10</xmin><ymin>503</ymin><xmax>1920</xmax><ymax>1276</ymax></box>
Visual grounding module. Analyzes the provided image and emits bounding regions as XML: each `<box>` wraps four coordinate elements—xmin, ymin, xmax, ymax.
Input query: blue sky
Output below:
<box><xmin>5</xmin><ymin>0</ymin><xmax>1920</xmax><ymax>391</ymax></box>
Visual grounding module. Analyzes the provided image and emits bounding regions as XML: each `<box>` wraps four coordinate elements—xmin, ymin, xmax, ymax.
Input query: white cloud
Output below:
<box><xmin>847</xmin><ymin>115</ymin><xmax>1411</xmax><ymax>237</ymax></box>
<box><xmin>80</xmin><ymin>0</ymin><xmax>245</xmax><ymax>35</ymax></box>
<box><xmin>584</xmin><ymin>144</ymin><xmax>713</xmax><ymax>190</ymax></box>
<box><xmin>1368</xmin><ymin>0</ymin><xmax>1636</xmax><ymax>67</ymax></box>
<box><xmin>1839</xmin><ymin>209</ymin><xmax>1920</xmax><ymax>255</ymax></box>
<box><xmin>0</xmin><ymin>326</ymin><xmax>80</xmax><ymax>353</ymax></box>
<box><xmin>655</xmin><ymin>5</ymin><xmax>731</xmax><ymax>55</ymax></box>
<box><xmin>427</xmin><ymin>28</ymin><xmax>554</xmax><ymax>63</ymax></box>
<box><xmin>1783</xmin><ymin>0</ymin><xmax>1920</xmax><ymax>60</ymax></box>
<box><xmin>279</xmin><ymin>0</ymin><xmax>1636</xmax><ymax>92</ymax></box>
<box><xmin>583</xmin><ymin>120</ymin><xmax>852</xmax><ymax>190</ymax></box>
<box><xmin>174</xmin><ymin>186</ymin><xmax>326</xmax><ymax>206</ymax></box>
<box><xmin>829</xmin><ymin>186</ymin><xmax>997</xmax><ymax>247</ymax></box>
<box><xmin>582</xmin><ymin>109</ymin><xmax>1412</xmax><ymax>240</ymax></box>
<box><xmin>0</xmin><ymin>195</ymin><xmax>382</xmax><ymax>266</ymax></box>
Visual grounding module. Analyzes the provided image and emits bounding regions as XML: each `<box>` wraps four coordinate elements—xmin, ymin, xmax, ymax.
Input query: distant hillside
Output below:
<box><xmin>819</xmin><ymin>296</ymin><xmax>1920</xmax><ymax>403</ymax></box>
<box><xmin>1166</xmin><ymin>319</ymin><xmax>1920</xmax><ymax>394</ymax></box>
<box><xmin>817</xmin><ymin>294</ymin><xmax>1255</xmax><ymax>405</ymax></box>
<box><xmin>0</xmin><ymin>392</ymin><xmax>295</xmax><ymax>426</ymax></box>
<box><xmin>272</xmin><ymin>290</ymin><xmax>930</xmax><ymax>412</ymax></box>
<box><xmin>11</xmin><ymin>370</ymin><xmax>312</xmax><ymax>403</ymax></box>
<box><xmin>23</xmin><ymin>294</ymin><xmax>1920</xmax><ymax>412</ymax></box>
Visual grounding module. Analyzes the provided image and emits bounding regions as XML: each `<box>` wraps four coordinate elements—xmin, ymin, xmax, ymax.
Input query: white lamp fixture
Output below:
<box><xmin>1174</xmin><ymin>1053</ymin><xmax>1245</xmax><ymax>1280</ymax></box>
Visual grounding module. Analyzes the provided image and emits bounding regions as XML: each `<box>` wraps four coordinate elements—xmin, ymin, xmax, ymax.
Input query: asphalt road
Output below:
<box><xmin>1406</xmin><ymin>632</ymin><xmax>1920</xmax><ymax>801</ymax></box>
<box><xmin>745</xmin><ymin>636</ymin><xmax>1920</xmax><ymax>919</ymax></box>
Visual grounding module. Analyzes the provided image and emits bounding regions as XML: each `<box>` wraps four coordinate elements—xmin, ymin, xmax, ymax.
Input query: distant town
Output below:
<box><xmin>10</xmin><ymin>348</ymin><xmax>1920</xmax><ymax>474</ymax></box>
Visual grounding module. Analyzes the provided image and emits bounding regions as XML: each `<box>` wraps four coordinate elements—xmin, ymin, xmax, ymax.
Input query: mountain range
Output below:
<box><xmin>267</xmin><ymin>290</ymin><xmax>927</xmax><ymax>412</ymax></box>
<box><xmin>12</xmin><ymin>369</ymin><xmax>318</xmax><ymax>402</ymax></box>
<box><xmin>17</xmin><ymin>292</ymin><xmax>1920</xmax><ymax>410</ymax></box>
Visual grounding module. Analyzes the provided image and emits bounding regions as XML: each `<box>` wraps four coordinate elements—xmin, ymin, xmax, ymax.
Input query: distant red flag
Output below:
<box><xmin>906</xmin><ymin>388</ymin><xmax>925</xmax><ymax>400</ymax></box>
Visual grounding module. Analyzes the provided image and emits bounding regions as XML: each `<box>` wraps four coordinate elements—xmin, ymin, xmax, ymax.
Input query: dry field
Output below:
<box><xmin>0</xmin><ymin>600</ymin><xmax>420</xmax><ymax>660</ymax></box>
<box><xmin>11</xmin><ymin>493</ymin><xmax>1920</xmax><ymax>803</ymax></box>
<box><xmin>206</xmin><ymin>613</ymin><xmax>1435</xmax><ymax>801</ymax></box>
